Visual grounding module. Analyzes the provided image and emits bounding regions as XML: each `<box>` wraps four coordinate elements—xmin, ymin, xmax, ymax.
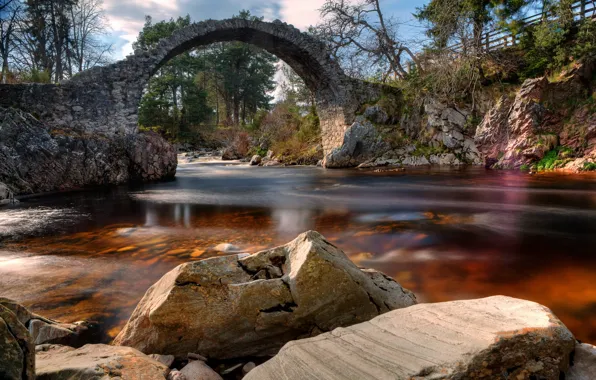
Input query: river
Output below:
<box><xmin>1</xmin><ymin>160</ymin><xmax>595</xmax><ymax>343</ymax></box>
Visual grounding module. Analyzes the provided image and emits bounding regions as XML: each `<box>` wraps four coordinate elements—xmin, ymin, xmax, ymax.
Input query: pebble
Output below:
<box><xmin>242</xmin><ymin>362</ymin><xmax>256</xmax><ymax>375</ymax></box>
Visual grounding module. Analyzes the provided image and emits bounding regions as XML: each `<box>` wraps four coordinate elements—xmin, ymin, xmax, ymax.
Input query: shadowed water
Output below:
<box><xmin>1</xmin><ymin>161</ymin><xmax>595</xmax><ymax>342</ymax></box>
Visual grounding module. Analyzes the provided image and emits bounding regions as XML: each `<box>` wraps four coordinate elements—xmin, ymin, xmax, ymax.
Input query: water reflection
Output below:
<box><xmin>272</xmin><ymin>208</ymin><xmax>315</xmax><ymax>236</ymax></box>
<box><xmin>1</xmin><ymin>164</ymin><xmax>595</xmax><ymax>343</ymax></box>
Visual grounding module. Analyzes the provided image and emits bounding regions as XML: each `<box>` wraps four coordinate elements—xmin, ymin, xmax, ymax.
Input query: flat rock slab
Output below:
<box><xmin>246</xmin><ymin>296</ymin><xmax>575</xmax><ymax>380</ymax></box>
<box><xmin>567</xmin><ymin>343</ymin><xmax>596</xmax><ymax>379</ymax></box>
<box><xmin>36</xmin><ymin>344</ymin><xmax>169</xmax><ymax>380</ymax></box>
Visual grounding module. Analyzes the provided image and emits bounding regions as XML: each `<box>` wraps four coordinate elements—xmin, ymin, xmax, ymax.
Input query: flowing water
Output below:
<box><xmin>1</xmin><ymin>161</ymin><xmax>596</xmax><ymax>343</ymax></box>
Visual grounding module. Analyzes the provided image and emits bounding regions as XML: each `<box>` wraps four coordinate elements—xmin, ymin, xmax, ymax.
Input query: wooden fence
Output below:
<box><xmin>449</xmin><ymin>0</ymin><xmax>596</xmax><ymax>53</ymax></box>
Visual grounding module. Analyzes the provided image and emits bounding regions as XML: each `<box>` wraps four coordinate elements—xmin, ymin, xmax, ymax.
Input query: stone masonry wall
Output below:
<box><xmin>0</xmin><ymin>19</ymin><xmax>383</xmax><ymax>157</ymax></box>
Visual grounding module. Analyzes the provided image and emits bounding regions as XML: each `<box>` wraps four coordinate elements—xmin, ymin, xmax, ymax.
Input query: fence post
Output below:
<box><xmin>485</xmin><ymin>33</ymin><xmax>489</xmax><ymax>52</ymax></box>
<box><xmin>581</xmin><ymin>0</ymin><xmax>586</xmax><ymax>19</ymax></box>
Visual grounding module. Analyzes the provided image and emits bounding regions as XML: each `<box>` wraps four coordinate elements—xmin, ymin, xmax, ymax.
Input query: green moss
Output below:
<box><xmin>379</xmin><ymin>128</ymin><xmax>409</xmax><ymax>148</ymax></box>
<box><xmin>520</xmin><ymin>164</ymin><xmax>530</xmax><ymax>171</ymax></box>
<box><xmin>582</xmin><ymin>162</ymin><xmax>596</xmax><ymax>171</ymax></box>
<box><xmin>535</xmin><ymin>146</ymin><xmax>574</xmax><ymax>171</ymax></box>
<box><xmin>411</xmin><ymin>141</ymin><xmax>448</xmax><ymax>158</ymax></box>
<box><xmin>249</xmin><ymin>147</ymin><xmax>268</xmax><ymax>157</ymax></box>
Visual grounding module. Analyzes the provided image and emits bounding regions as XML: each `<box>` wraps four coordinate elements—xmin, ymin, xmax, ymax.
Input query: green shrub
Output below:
<box><xmin>22</xmin><ymin>69</ymin><xmax>51</xmax><ymax>84</ymax></box>
<box><xmin>535</xmin><ymin>146</ymin><xmax>574</xmax><ymax>171</ymax></box>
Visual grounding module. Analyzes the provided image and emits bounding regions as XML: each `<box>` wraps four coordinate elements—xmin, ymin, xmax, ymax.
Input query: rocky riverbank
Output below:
<box><xmin>0</xmin><ymin>107</ymin><xmax>177</xmax><ymax>198</ymax></box>
<box><xmin>323</xmin><ymin>63</ymin><xmax>596</xmax><ymax>173</ymax></box>
<box><xmin>1</xmin><ymin>231</ymin><xmax>595</xmax><ymax>379</ymax></box>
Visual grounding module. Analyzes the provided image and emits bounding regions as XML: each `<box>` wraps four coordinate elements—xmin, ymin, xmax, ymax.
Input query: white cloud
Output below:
<box><xmin>280</xmin><ymin>0</ymin><xmax>325</xmax><ymax>29</ymax></box>
<box><xmin>102</xmin><ymin>0</ymin><xmax>326</xmax><ymax>58</ymax></box>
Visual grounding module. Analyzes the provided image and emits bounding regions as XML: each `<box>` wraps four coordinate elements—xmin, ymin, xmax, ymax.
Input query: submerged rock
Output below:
<box><xmin>0</xmin><ymin>304</ymin><xmax>35</xmax><ymax>380</ymax></box>
<box><xmin>246</xmin><ymin>296</ymin><xmax>575</xmax><ymax>380</ymax></box>
<box><xmin>113</xmin><ymin>231</ymin><xmax>416</xmax><ymax>359</ymax></box>
<box><xmin>36</xmin><ymin>344</ymin><xmax>169</xmax><ymax>380</ymax></box>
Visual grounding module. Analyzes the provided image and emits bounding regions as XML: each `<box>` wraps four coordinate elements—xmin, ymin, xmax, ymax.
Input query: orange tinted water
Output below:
<box><xmin>1</xmin><ymin>163</ymin><xmax>595</xmax><ymax>342</ymax></box>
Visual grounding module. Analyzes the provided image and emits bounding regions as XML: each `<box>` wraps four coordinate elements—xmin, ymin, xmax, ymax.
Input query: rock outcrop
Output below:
<box><xmin>0</xmin><ymin>298</ymin><xmax>98</xmax><ymax>347</ymax></box>
<box><xmin>324</xmin><ymin>119</ymin><xmax>391</xmax><ymax>168</ymax></box>
<box><xmin>113</xmin><ymin>231</ymin><xmax>416</xmax><ymax>359</ymax></box>
<box><xmin>475</xmin><ymin>78</ymin><xmax>553</xmax><ymax>168</ymax></box>
<box><xmin>246</xmin><ymin>296</ymin><xmax>576</xmax><ymax>380</ymax></box>
<box><xmin>475</xmin><ymin>63</ymin><xmax>596</xmax><ymax>170</ymax></box>
<box><xmin>0</xmin><ymin>304</ymin><xmax>35</xmax><ymax>380</ymax></box>
<box><xmin>567</xmin><ymin>343</ymin><xmax>596</xmax><ymax>380</ymax></box>
<box><xmin>36</xmin><ymin>344</ymin><xmax>170</xmax><ymax>380</ymax></box>
<box><xmin>324</xmin><ymin>99</ymin><xmax>482</xmax><ymax>168</ymax></box>
<box><xmin>0</xmin><ymin>107</ymin><xmax>177</xmax><ymax>196</ymax></box>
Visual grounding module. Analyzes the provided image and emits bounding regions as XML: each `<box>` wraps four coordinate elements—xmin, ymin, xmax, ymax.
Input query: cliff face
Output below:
<box><xmin>475</xmin><ymin>63</ymin><xmax>596</xmax><ymax>171</ymax></box>
<box><xmin>323</xmin><ymin>92</ymin><xmax>482</xmax><ymax>168</ymax></box>
<box><xmin>0</xmin><ymin>107</ymin><xmax>177</xmax><ymax>196</ymax></box>
<box><xmin>324</xmin><ymin>62</ymin><xmax>596</xmax><ymax>172</ymax></box>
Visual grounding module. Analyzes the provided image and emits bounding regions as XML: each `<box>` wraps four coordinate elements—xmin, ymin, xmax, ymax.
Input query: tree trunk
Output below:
<box><xmin>1</xmin><ymin>55</ymin><xmax>9</xmax><ymax>84</ymax></box>
<box><xmin>233</xmin><ymin>98</ymin><xmax>240</xmax><ymax>127</ymax></box>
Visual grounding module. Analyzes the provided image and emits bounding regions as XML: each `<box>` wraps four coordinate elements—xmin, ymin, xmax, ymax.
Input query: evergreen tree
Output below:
<box><xmin>136</xmin><ymin>11</ymin><xmax>277</xmax><ymax>142</ymax></box>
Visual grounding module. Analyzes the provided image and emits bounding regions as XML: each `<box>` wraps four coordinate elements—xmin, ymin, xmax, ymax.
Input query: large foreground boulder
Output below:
<box><xmin>0</xmin><ymin>298</ymin><xmax>98</xmax><ymax>347</ymax></box>
<box><xmin>114</xmin><ymin>231</ymin><xmax>416</xmax><ymax>359</ymax></box>
<box><xmin>246</xmin><ymin>296</ymin><xmax>575</xmax><ymax>380</ymax></box>
<box><xmin>0</xmin><ymin>107</ymin><xmax>176</xmax><ymax>196</ymax></box>
<box><xmin>0</xmin><ymin>304</ymin><xmax>35</xmax><ymax>380</ymax></box>
<box><xmin>36</xmin><ymin>344</ymin><xmax>169</xmax><ymax>380</ymax></box>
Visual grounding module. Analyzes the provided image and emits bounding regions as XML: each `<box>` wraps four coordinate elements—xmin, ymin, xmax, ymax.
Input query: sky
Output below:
<box><xmin>102</xmin><ymin>0</ymin><xmax>430</xmax><ymax>60</ymax></box>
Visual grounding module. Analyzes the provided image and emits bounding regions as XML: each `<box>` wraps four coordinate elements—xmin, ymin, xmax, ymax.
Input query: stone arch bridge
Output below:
<box><xmin>0</xmin><ymin>18</ymin><xmax>384</xmax><ymax>156</ymax></box>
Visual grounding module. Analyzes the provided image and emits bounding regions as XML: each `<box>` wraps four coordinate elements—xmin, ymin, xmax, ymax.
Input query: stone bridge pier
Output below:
<box><xmin>0</xmin><ymin>18</ymin><xmax>383</xmax><ymax>157</ymax></box>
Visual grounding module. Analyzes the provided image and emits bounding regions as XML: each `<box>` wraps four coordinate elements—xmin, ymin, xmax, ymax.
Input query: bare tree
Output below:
<box><xmin>68</xmin><ymin>0</ymin><xmax>112</xmax><ymax>75</ymax></box>
<box><xmin>279</xmin><ymin>62</ymin><xmax>315</xmax><ymax>107</ymax></box>
<box><xmin>0</xmin><ymin>0</ymin><xmax>21</xmax><ymax>82</ymax></box>
<box><xmin>314</xmin><ymin>0</ymin><xmax>421</xmax><ymax>81</ymax></box>
<box><xmin>7</xmin><ymin>0</ymin><xmax>112</xmax><ymax>82</ymax></box>
<box><xmin>0</xmin><ymin>0</ymin><xmax>14</xmax><ymax>12</ymax></box>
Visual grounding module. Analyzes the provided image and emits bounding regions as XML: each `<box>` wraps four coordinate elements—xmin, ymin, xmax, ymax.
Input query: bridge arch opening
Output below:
<box><xmin>69</xmin><ymin>19</ymin><xmax>376</xmax><ymax>155</ymax></box>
